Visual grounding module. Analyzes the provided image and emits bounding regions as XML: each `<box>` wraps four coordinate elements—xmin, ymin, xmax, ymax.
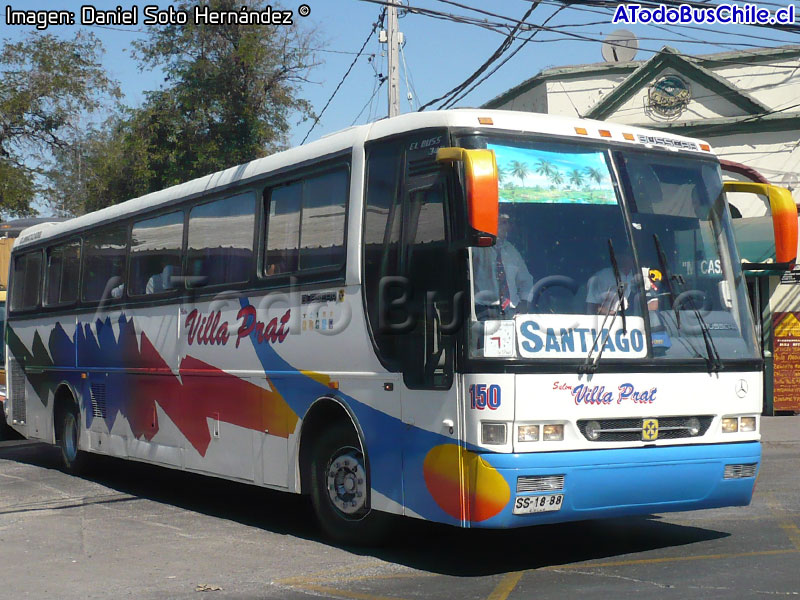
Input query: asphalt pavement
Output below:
<box><xmin>0</xmin><ymin>416</ymin><xmax>797</xmax><ymax>599</ymax></box>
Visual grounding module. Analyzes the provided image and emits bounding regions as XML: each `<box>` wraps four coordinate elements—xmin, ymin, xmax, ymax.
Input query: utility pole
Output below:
<box><xmin>385</xmin><ymin>0</ymin><xmax>401</xmax><ymax>118</ymax></box>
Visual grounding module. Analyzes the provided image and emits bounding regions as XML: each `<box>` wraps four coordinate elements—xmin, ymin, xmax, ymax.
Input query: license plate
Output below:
<box><xmin>512</xmin><ymin>494</ymin><xmax>564</xmax><ymax>514</ymax></box>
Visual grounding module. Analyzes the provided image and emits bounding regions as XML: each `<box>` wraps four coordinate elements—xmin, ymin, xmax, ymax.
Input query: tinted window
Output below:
<box><xmin>299</xmin><ymin>169</ymin><xmax>348</xmax><ymax>270</ymax></box>
<box><xmin>264</xmin><ymin>167</ymin><xmax>348</xmax><ymax>276</ymax></box>
<box><xmin>45</xmin><ymin>240</ymin><xmax>81</xmax><ymax>305</ymax></box>
<box><xmin>129</xmin><ymin>211</ymin><xmax>184</xmax><ymax>296</ymax></box>
<box><xmin>82</xmin><ymin>226</ymin><xmax>128</xmax><ymax>302</ymax></box>
<box><xmin>187</xmin><ymin>193</ymin><xmax>255</xmax><ymax>287</ymax></box>
<box><xmin>11</xmin><ymin>251</ymin><xmax>43</xmax><ymax>311</ymax></box>
<box><xmin>265</xmin><ymin>183</ymin><xmax>301</xmax><ymax>275</ymax></box>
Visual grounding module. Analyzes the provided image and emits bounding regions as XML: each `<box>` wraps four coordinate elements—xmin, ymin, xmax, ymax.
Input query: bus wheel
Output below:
<box><xmin>58</xmin><ymin>405</ymin><xmax>87</xmax><ymax>474</ymax></box>
<box><xmin>310</xmin><ymin>423</ymin><xmax>390</xmax><ymax>545</ymax></box>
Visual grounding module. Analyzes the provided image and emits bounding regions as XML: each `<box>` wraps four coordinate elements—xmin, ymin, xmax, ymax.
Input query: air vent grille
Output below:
<box><xmin>407</xmin><ymin>158</ymin><xmax>439</xmax><ymax>177</ymax></box>
<box><xmin>517</xmin><ymin>475</ymin><xmax>565</xmax><ymax>493</ymax></box>
<box><xmin>577</xmin><ymin>416</ymin><xmax>713</xmax><ymax>442</ymax></box>
<box><xmin>9</xmin><ymin>358</ymin><xmax>26</xmax><ymax>424</ymax></box>
<box><xmin>724</xmin><ymin>463</ymin><xmax>758</xmax><ymax>479</ymax></box>
<box><xmin>90</xmin><ymin>383</ymin><xmax>107</xmax><ymax>419</ymax></box>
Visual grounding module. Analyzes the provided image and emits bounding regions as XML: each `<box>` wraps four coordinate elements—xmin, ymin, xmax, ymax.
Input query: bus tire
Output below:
<box><xmin>310</xmin><ymin>422</ymin><xmax>391</xmax><ymax>545</ymax></box>
<box><xmin>58</xmin><ymin>404</ymin><xmax>88</xmax><ymax>474</ymax></box>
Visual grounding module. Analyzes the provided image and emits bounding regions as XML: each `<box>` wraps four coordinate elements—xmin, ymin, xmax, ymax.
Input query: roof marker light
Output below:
<box><xmin>700</xmin><ymin>143</ymin><xmax>711</xmax><ymax>151</ymax></box>
<box><xmin>623</xmin><ymin>133</ymin><xmax>635</xmax><ymax>141</ymax></box>
<box><xmin>574</xmin><ymin>127</ymin><xmax>588</xmax><ymax>135</ymax></box>
<box><xmin>478</xmin><ymin>117</ymin><xmax>494</xmax><ymax>125</ymax></box>
<box><xmin>599</xmin><ymin>130</ymin><xmax>612</xmax><ymax>138</ymax></box>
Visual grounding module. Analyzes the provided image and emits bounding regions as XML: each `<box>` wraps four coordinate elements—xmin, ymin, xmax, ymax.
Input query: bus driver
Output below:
<box><xmin>473</xmin><ymin>212</ymin><xmax>534</xmax><ymax>320</ymax></box>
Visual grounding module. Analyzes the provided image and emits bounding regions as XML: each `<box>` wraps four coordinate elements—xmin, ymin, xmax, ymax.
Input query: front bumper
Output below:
<box><xmin>470</xmin><ymin>441</ymin><xmax>760</xmax><ymax>528</ymax></box>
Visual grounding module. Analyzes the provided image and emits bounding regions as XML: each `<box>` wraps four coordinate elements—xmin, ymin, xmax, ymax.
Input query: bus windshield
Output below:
<box><xmin>459</xmin><ymin>133</ymin><xmax>758</xmax><ymax>364</ymax></box>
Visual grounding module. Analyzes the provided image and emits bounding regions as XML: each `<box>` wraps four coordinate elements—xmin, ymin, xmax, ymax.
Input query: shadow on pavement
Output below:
<box><xmin>1</xmin><ymin>440</ymin><xmax>729</xmax><ymax>577</ymax></box>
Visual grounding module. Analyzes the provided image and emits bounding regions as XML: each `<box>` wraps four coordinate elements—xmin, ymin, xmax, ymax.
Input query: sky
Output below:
<box><xmin>4</xmin><ymin>0</ymin><xmax>800</xmax><ymax>214</ymax></box>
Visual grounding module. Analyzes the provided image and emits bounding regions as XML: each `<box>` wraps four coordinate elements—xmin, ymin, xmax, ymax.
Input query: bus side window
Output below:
<box><xmin>129</xmin><ymin>211</ymin><xmax>184</xmax><ymax>296</ymax></box>
<box><xmin>264</xmin><ymin>166</ymin><xmax>348</xmax><ymax>278</ymax></box>
<box><xmin>45</xmin><ymin>240</ymin><xmax>80</xmax><ymax>306</ymax></box>
<box><xmin>299</xmin><ymin>169</ymin><xmax>347</xmax><ymax>271</ymax></box>
<box><xmin>82</xmin><ymin>226</ymin><xmax>128</xmax><ymax>303</ymax></box>
<box><xmin>265</xmin><ymin>182</ymin><xmax>301</xmax><ymax>275</ymax></box>
<box><xmin>11</xmin><ymin>251</ymin><xmax>43</xmax><ymax>312</ymax></box>
<box><xmin>187</xmin><ymin>193</ymin><xmax>255</xmax><ymax>287</ymax></box>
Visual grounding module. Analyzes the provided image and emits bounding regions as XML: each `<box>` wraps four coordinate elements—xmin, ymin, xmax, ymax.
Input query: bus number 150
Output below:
<box><xmin>469</xmin><ymin>384</ymin><xmax>501</xmax><ymax>410</ymax></box>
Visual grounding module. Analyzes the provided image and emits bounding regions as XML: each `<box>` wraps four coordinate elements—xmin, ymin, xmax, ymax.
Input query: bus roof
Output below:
<box><xmin>14</xmin><ymin>109</ymin><xmax>712</xmax><ymax>250</ymax></box>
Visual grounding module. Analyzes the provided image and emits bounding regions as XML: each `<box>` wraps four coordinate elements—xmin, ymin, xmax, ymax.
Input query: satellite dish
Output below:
<box><xmin>779</xmin><ymin>171</ymin><xmax>796</xmax><ymax>192</ymax></box>
<box><xmin>602</xmin><ymin>30</ymin><xmax>639</xmax><ymax>63</ymax></box>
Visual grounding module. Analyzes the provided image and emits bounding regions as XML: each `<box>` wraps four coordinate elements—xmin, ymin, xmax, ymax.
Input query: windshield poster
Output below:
<box><xmin>488</xmin><ymin>144</ymin><xmax>617</xmax><ymax>205</ymax></box>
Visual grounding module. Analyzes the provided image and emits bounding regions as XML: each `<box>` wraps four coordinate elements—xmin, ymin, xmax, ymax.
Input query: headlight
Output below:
<box><xmin>722</xmin><ymin>417</ymin><xmax>739</xmax><ymax>433</ymax></box>
<box><xmin>542</xmin><ymin>424</ymin><xmax>564</xmax><ymax>441</ymax></box>
<box><xmin>482</xmin><ymin>422</ymin><xmax>507</xmax><ymax>445</ymax></box>
<box><xmin>517</xmin><ymin>425</ymin><xmax>539</xmax><ymax>442</ymax></box>
<box><xmin>740</xmin><ymin>417</ymin><xmax>756</xmax><ymax>432</ymax></box>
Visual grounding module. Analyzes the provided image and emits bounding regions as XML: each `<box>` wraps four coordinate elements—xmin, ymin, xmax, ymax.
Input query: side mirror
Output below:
<box><xmin>723</xmin><ymin>181</ymin><xmax>798</xmax><ymax>270</ymax></box>
<box><xmin>436</xmin><ymin>147</ymin><xmax>498</xmax><ymax>247</ymax></box>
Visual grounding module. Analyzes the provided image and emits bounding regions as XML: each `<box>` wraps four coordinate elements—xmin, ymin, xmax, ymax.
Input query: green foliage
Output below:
<box><xmin>46</xmin><ymin>116</ymin><xmax>152</xmax><ymax>215</ymax></box>
<box><xmin>509</xmin><ymin>160</ymin><xmax>529</xmax><ymax>185</ymax></box>
<box><xmin>0</xmin><ymin>32</ymin><xmax>120</xmax><ymax>216</ymax></box>
<box><xmin>568</xmin><ymin>168</ymin><xmax>584</xmax><ymax>189</ymax></box>
<box><xmin>53</xmin><ymin>0</ymin><xmax>317</xmax><ymax>213</ymax></box>
<box><xmin>0</xmin><ymin>159</ymin><xmax>35</xmax><ymax>216</ymax></box>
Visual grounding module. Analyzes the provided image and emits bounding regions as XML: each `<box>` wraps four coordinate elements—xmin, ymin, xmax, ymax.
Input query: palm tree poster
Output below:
<box><xmin>489</xmin><ymin>144</ymin><xmax>617</xmax><ymax>205</ymax></box>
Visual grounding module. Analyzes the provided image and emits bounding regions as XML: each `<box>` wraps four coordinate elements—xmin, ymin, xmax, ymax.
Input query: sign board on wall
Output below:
<box><xmin>772</xmin><ymin>312</ymin><xmax>800</xmax><ymax>413</ymax></box>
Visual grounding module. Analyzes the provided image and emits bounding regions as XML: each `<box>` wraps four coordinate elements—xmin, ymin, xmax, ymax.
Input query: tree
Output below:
<box><xmin>0</xmin><ymin>32</ymin><xmax>119</xmax><ymax>216</ymax></box>
<box><xmin>509</xmin><ymin>160</ymin><xmax>529</xmax><ymax>186</ymax></box>
<box><xmin>52</xmin><ymin>0</ymin><xmax>319</xmax><ymax>213</ymax></box>
<box><xmin>568</xmin><ymin>168</ymin><xmax>584</xmax><ymax>189</ymax></box>
<box><xmin>549</xmin><ymin>169</ymin><xmax>564</xmax><ymax>188</ymax></box>
<box><xmin>46</xmin><ymin>116</ymin><xmax>152</xmax><ymax>215</ymax></box>
<box><xmin>583</xmin><ymin>166</ymin><xmax>605</xmax><ymax>186</ymax></box>
<box><xmin>535</xmin><ymin>159</ymin><xmax>555</xmax><ymax>178</ymax></box>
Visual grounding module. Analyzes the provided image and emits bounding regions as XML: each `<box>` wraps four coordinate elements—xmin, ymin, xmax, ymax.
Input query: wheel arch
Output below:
<box><xmin>297</xmin><ymin>395</ymin><xmax>368</xmax><ymax>496</ymax></box>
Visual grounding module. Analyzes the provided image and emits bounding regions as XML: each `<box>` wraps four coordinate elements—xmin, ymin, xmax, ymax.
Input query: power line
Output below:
<box><xmin>685</xmin><ymin>100</ymin><xmax>800</xmax><ymax>136</ymax></box>
<box><xmin>443</xmin><ymin>4</ymin><xmax>567</xmax><ymax>108</ymax></box>
<box><xmin>418</xmin><ymin>1</ymin><xmax>543</xmax><ymax>111</ymax></box>
<box><xmin>352</xmin><ymin>77</ymin><xmax>386</xmax><ymax>125</ymax></box>
<box><xmin>301</xmin><ymin>9</ymin><xmax>385</xmax><ymax>144</ymax></box>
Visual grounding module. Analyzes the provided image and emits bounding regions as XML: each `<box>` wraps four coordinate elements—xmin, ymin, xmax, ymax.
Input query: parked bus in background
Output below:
<box><xmin>1</xmin><ymin>223</ymin><xmax>63</xmax><ymax>438</ymax></box>
<box><xmin>4</xmin><ymin>110</ymin><xmax>796</xmax><ymax>543</ymax></box>
<box><xmin>0</xmin><ymin>236</ymin><xmax>13</xmax><ymax>437</ymax></box>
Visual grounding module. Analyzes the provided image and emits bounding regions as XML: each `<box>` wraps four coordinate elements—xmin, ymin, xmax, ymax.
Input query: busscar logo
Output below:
<box><xmin>636</xmin><ymin>134</ymin><xmax>699</xmax><ymax>151</ymax></box>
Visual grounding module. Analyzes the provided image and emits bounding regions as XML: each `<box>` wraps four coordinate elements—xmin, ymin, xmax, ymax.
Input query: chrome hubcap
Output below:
<box><xmin>326</xmin><ymin>448</ymin><xmax>367</xmax><ymax>516</ymax></box>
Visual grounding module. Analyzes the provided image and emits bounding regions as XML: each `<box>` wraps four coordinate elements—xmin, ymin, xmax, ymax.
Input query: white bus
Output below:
<box><xmin>5</xmin><ymin>110</ymin><xmax>795</xmax><ymax>543</ymax></box>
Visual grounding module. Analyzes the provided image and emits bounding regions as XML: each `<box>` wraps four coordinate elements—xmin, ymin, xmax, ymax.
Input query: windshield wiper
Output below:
<box><xmin>682</xmin><ymin>288</ymin><xmax>723</xmax><ymax>372</ymax></box>
<box><xmin>653</xmin><ymin>235</ymin><xmax>722</xmax><ymax>372</ymax></box>
<box><xmin>607</xmin><ymin>239</ymin><xmax>628</xmax><ymax>334</ymax></box>
<box><xmin>579</xmin><ymin>307</ymin><xmax>617</xmax><ymax>374</ymax></box>
<box><xmin>579</xmin><ymin>240</ymin><xmax>626</xmax><ymax>374</ymax></box>
<box><xmin>653</xmin><ymin>234</ymin><xmax>680</xmax><ymax>329</ymax></box>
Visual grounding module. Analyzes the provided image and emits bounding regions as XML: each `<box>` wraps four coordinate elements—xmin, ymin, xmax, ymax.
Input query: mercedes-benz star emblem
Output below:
<box><xmin>735</xmin><ymin>380</ymin><xmax>749</xmax><ymax>398</ymax></box>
